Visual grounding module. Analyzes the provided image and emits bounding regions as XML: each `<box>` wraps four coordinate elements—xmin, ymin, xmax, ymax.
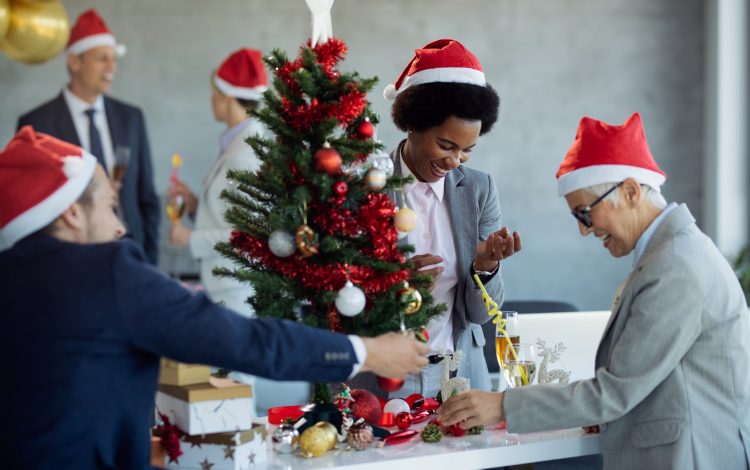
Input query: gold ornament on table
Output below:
<box><xmin>295</xmin><ymin>224</ymin><xmax>319</xmax><ymax>258</ymax></box>
<box><xmin>398</xmin><ymin>281</ymin><xmax>422</xmax><ymax>315</ymax></box>
<box><xmin>299</xmin><ymin>421</ymin><xmax>337</xmax><ymax>458</ymax></box>
<box><xmin>0</xmin><ymin>0</ymin><xmax>69</xmax><ymax>65</ymax></box>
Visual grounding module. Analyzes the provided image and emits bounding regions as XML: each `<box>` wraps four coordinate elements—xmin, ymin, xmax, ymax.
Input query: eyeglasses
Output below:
<box><xmin>570</xmin><ymin>182</ymin><xmax>623</xmax><ymax>228</ymax></box>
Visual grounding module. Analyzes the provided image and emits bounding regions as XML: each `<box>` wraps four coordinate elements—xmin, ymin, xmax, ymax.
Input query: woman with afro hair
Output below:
<box><xmin>380</xmin><ymin>39</ymin><xmax>522</xmax><ymax>399</ymax></box>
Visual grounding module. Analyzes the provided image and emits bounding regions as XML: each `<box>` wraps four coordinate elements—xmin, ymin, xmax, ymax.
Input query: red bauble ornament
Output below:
<box><xmin>333</xmin><ymin>181</ymin><xmax>348</xmax><ymax>196</ymax></box>
<box><xmin>405</xmin><ymin>393</ymin><xmax>424</xmax><ymax>409</ymax></box>
<box><xmin>357</xmin><ymin>119</ymin><xmax>375</xmax><ymax>139</ymax></box>
<box><xmin>445</xmin><ymin>423</ymin><xmax>466</xmax><ymax>437</ymax></box>
<box><xmin>315</xmin><ymin>142</ymin><xmax>342</xmax><ymax>175</ymax></box>
<box><xmin>415</xmin><ymin>328</ymin><xmax>430</xmax><ymax>343</ymax></box>
<box><xmin>395</xmin><ymin>411</ymin><xmax>413</xmax><ymax>430</ymax></box>
<box><xmin>351</xmin><ymin>388</ymin><xmax>382</xmax><ymax>424</ymax></box>
<box><xmin>376</xmin><ymin>375</ymin><xmax>404</xmax><ymax>392</ymax></box>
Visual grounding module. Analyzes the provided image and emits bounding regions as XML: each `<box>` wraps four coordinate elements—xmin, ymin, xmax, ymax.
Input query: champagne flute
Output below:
<box><xmin>165</xmin><ymin>153</ymin><xmax>185</xmax><ymax>221</ymax></box>
<box><xmin>112</xmin><ymin>145</ymin><xmax>131</xmax><ymax>186</ymax></box>
<box><xmin>503</xmin><ymin>343</ymin><xmax>537</xmax><ymax>388</ymax></box>
<box><xmin>495</xmin><ymin>310</ymin><xmax>519</xmax><ymax>370</ymax></box>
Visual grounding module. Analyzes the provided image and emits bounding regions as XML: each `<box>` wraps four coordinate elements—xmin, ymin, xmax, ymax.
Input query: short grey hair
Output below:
<box><xmin>583</xmin><ymin>182</ymin><xmax>667</xmax><ymax>210</ymax></box>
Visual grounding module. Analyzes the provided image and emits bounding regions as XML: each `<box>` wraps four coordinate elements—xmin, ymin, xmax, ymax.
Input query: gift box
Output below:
<box><xmin>159</xmin><ymin>359</ymin><xmax>211</xmax><ymax>386</ymax></box>
<box><xmin>156</xmin><ymin>377</ymin><xmax>254</xmax><ymax>435</ymax></box>
<box><xmin>166</xmin><ymin>425</ymin><xmax>267</xmax><ymax>470</ymax></box>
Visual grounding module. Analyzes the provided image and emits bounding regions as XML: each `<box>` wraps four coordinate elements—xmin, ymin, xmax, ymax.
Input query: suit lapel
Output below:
<box><xmin>54</xmin><ymin>93</ymin><xmax>81</xmax><ymax>146</ymax></box>
<box><xmin>104</xmin><ymin>97</ymin><xmax>128</xmax><ymax>155</ymax></box>
<box><xmin>596</xmin><ymin>204</ymin><xmax>696</xmax><ymax>362</ymax></box>
<box><xmin>445</xmin><ymin>167</ymin><xmax>472</xmax><ymax>282</ymax></box>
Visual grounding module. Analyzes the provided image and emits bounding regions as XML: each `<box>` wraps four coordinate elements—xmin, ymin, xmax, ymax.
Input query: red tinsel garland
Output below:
<box><xmin>154</xmin><ymin>412</ymin><xmax>183</xmax><ymax>463</ymax></box>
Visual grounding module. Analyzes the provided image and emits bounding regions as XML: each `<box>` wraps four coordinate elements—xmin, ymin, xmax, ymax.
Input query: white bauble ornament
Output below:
<box><xmin>364</xmin><ymin>168</ymin><xmax>387</xmax><ymax>192</ymax></box>
<box><xmin>335</xmin><ymin>281</ymin><xmax>366</xmax><ymax>317</ymax></box>
<box><xmin>268</xmin><ymin>229</ymin><xmax>296</xmax><ymax>257</ymax></box>
<box><xmin>383</xmin><ymin>398</ymin><xmax>410</xmax><ymax>416</ymax></box>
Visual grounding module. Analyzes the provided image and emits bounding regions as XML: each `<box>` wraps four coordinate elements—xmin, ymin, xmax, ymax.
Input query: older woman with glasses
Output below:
<box><xmin>440</xmin><ymin>113</ymin><xmax>750</xmax><ymax>470</ymax></box>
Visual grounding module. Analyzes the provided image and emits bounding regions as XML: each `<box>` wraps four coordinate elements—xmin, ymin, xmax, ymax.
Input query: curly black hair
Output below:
<box><xmin>391</xmin><ymin>82</ymin><xmax>500</xmax><ymax>135</ymax></box>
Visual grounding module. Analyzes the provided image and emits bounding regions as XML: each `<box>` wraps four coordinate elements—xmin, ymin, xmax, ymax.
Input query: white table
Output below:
<box><xmin>257</xmin><ymin>425</ymin><xmax>601</xmax><ymax>470</ymax></box>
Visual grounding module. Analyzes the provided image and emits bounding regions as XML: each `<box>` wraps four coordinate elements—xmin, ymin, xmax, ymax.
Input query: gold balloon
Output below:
<box><xmin>0</xmin><ymin>0</ymin><xmax>69</xmax><ymax>64</ymax></box>
<box><xmin>0</xmin><ymin>0</ymin><xmax>9</xmax><ymax>40</ymax></box>
<box><xmin>299</xmin><ymin>422</ymin><xmax>337</xmax><ymax>458</ymax></box>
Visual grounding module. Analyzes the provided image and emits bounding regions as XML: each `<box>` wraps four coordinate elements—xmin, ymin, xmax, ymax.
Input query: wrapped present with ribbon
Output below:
<box><xmin>158</xmin><ymin>358</ymin><xmax>211</xmax><ymax>386</ymax></box>
<box><xmin>165</xmin><ymin>425</ymin><xmax>267</xmax><ymax>470</ymax></box>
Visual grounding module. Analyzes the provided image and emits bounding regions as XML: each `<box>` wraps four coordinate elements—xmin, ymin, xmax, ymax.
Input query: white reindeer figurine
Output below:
<box><xmin>536</xmin><ymin>339</ymin><xmax>571</xmax><ymax>385</ymax></box>
<box><xmin>440</xmin><ymin>350</ymin><xmax>469</xmax><ymax>400</ymax></box>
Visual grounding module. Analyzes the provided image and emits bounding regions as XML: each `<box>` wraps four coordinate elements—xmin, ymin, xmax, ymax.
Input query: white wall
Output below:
<box><xmin>0</xmin><ymin>0</ymin><xmax>707</xmax><ymax>310</ymax></box>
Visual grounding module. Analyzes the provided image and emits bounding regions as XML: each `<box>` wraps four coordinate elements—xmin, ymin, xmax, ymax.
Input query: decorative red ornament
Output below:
<box><xmin>333</xmin><ymin>181</ymin><xmax>348</xmax><ymax>196</ymax></box>
<box><xmin>377</xmin><ymin>412</ymin><xmax>395</xmax><ymax>427</ymax></box>
<box><xmin>382</xmin><ymin>430</ymin><xmax>418</xmax><ymax>446</ymax></box>
<box><xmin>415</xmin><ymin>328</ymin><xmax>430</xmax><ymax>343</ymax></box>
<box><xmin>411</xmin><ymin>410</ymin><xmax>431</xmax><ymax>424</ymax></box>
<box><xmin>357</xmin><ymin>119</ymin><xmax>375</xmax><ymax>139</ymax></box>
<box><xmin>405</xmin><ymin>393</ymin><xmax>424</xmax><ymax>408</ymax></box>
<box><xmin>154</xmin><ymin>413</ymin><xmax>183</xmax><ymax>463</ymax></box>
<box><xmin>445</xmin><ymin>423</ymin><xmax>466</xmax><ymax>437</ymax></box>
<box><xmin>395</xmin><ymin>411</ymin><xmax>413</xmax><ymax>430</ymax></box>
<box><xmin>315</xmin><ymin>143</ymin><xmax>342</xmax><ymax>175</ymax></box>
<box><xmin>413</xmin><ymin>397</ymin><xmax>441</xmax><ymax>413</ymax></box>
<box><xmin>376</xmin><ymin>375</ymin><xmax>404</xmax><ymax>392</ymax></box>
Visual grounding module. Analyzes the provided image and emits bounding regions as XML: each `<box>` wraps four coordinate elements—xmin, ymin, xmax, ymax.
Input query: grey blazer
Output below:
<box><xmin>504</xmin><ymin>205</ymin><xmax>750</xmax><ymax>470</ymax></box>
<box><xmin>391</xmin><ymin>143</ymin><xmax>505</xmax><ymax>392</ymax></box>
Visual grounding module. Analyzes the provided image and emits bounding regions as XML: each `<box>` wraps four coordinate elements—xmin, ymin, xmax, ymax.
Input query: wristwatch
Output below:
<box><xmin>472</xmin><ymin>260</ymin><xmax>499</xmax><ymax>278</ymax></box>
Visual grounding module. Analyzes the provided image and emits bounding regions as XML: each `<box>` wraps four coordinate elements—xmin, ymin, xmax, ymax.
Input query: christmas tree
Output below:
<box><xmin>215</xmin><ymin>38</ymin><xmax>443</xmax><ymax>345</ymax></box>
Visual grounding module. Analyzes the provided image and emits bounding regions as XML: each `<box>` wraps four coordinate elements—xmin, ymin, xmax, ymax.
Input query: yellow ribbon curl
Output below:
<box><xmin>473</xmin><ymin>274</ymin><xmax>528</xmax><ymax>386</ymax></box>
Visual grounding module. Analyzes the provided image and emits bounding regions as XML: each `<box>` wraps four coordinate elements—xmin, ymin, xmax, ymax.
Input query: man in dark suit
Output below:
<box><xmin>0</xmin><ymin>127</ymin><xmax>429</xmax><ymax>469</ymax></box>
<box><xmin>17</xmin><ymin>9</ymin><xmax>160</xmax><ymax>263</ymax></box>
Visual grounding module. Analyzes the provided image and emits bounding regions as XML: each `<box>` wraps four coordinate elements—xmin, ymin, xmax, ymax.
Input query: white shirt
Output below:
<box><xmin>400</xmin><ymin>149</ymin><xmax>458</xmax><ymax>354</ymax></box>
<box><xmin>62</xmin><ymin>87</ymin><xmax>115</xmax><ymax>173</ymax></box>
<box><xmin>632</xmin><ymin>202</ymin><xmax>678</xmax><ymax>268</ymax></box>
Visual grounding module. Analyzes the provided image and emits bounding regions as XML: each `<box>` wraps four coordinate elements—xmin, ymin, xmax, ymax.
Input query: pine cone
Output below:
<box><xmin>420</xmin><ymin>423</ymin><xmax>443</xmax><ymax>443</ymax></box>
<box><xmin>467</xmin><ymin>425</ymin><xmax>484</xmax><ymax>435</ymax></box>
<box><xmin>346</xmin><ymin>422</ymin><xmax>374</xmax><ymax>450</ymax></box>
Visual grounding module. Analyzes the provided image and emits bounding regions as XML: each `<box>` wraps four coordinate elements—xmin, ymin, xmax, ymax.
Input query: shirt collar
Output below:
<box><xmin>62</xmin><ymin>87</ymin><xmax>104</xmax><ymax>115</ymax></box>
<box><xmin>632</xmin><ymin>202</ymin><xmax>678</xmax><ymax>267</ymax></box>
<box><xmin>220</xmin><ymin>118</ymin><xmax>254</xmax><ymax>154</ymax></box>
<box><xmin>398</xmin><ymin>142</ymin><xmax>446</xmax><ymax>202</ymax></box>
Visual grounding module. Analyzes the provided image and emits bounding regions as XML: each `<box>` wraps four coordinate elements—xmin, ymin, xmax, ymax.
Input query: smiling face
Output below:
<box><xmin>402</xmin><ymin>116</ymin><xmax>481</xmax><ymax>183</ymax></box>
<box><xmin>68</xmin><ymin>45</ymin><xmax>117</xmax><ymax>102</ymax></box>
<box><xmin>565</xmin><ymin>182</ymin><xmax>644</xmax><ymax>258</ymax></box>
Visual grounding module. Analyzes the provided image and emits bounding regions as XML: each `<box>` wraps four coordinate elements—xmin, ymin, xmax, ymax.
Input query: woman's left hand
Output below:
<box><xmin>474</xmin><ymin>227</ymin><xmax>522</xmax><ymax>272</ymax></box>
<box><xmin>169</xmin><ymin>222</ymin><xmax>191</xmax><ymax>248</ymax></box>
<box><xmin>439</xmin><ymin>390</ymin><xmax>505</xmax><ymax>429</ymax></box>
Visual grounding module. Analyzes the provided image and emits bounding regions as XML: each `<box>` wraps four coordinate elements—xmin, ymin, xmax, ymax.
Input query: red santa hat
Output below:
<box><xmin>66</xmin><ymin>8</ymin><xmax>126</xmax><ymax>57</ymax></box>
<box><xmin>556</xmin><ymin>113</ymin><xmax>666</xmax><ymax>196</ymax></box>
<box><xmin>213</xmin><ymin>48</ymin><xmax>269</xmax><ymax>101</ymax></box>
<box><xmin>383</xmin><ymin>39</ymin><xmax>485</xmax><ymax>101</ymax></box>
<box><xmin>0</xmin><ymin>126</ymin><xmax>97</xmax><ymax>251</ymax></box>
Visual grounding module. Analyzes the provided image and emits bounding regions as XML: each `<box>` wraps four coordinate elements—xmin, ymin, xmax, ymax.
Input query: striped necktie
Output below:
<box><xmin>84</xmin><ymin>108</ymin><xmax>107</xmax><ymax>174</ymax></box>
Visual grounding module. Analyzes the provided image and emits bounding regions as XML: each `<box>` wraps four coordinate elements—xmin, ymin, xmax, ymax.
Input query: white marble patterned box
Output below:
<box><xmin>156</xmin><ymin>379</ymin><xmax>254</xmax><ymax>436</ymax></box>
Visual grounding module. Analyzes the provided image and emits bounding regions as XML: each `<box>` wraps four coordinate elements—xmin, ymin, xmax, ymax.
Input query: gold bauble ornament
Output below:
<box><xmin>394</xmin><ymin>206</ymin><xmax>417</xmax><ymax>233</ymax></box>
<box><xmin>363</xmin><ymin>167</ymin><xmax>386</xmax><ymax>192</ymax></box>
<box><xmin>300</xmin><ymin>422</ymin><xmax>337</xmax><ymax>457</ymax></box>
<box><xmin>295</xmin><ymin>224</ymin><xmax>319</xmax><ymax>258</ymax></box>
<box><xmin>0</xmin><ymin>0</ymin><xmax>69</xmax><ymax>64</ymax></box>
<box><xmin>313</xmin><ymin>421</ymin><xmax>338</xmax><ymax>449</ymax></box>
<box><xmin>399</xmin><ymin>282</ymin><xmax>423</xmax><ymax>315</ymax></box>
<box><xmin>0</xmin><ymin>0</ymin><xmax>10</xmax><ymax>40</ymax></box>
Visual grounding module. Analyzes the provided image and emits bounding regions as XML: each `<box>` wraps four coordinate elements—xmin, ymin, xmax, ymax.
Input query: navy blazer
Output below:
<box><xmin>0</xmin><ymin>233</ymin><xmax>357</xmax><ymax>469</ymax></box>
<box><xmin>17</xmin><ymin>93</ymin><xmax>161</xmax><ymax>264</ymax></box>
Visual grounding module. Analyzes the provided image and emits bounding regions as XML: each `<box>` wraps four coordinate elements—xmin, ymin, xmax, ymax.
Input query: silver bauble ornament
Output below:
<box><xmin>271</xmin><ymin>422</ymin><xmax>300</xmax><ymax>454</ymax></box>
<box><xmin>364</xmin><ymin>168</ymin><xmax>387</xmax><ymax>192</ymax></box>
<box><xmin>335</xmin><ymin>281</ymin><xmax>366</xmax><ymax>317</ymax></box>
<box><xmin>366</xmin><ymin>149</ymin><xmax>394</xmax><ymax>177</ymax></box>
<box><xmin>268</xmin><ymin>229</ymin><xmax>295</xmax><ymax>257</ymax></box>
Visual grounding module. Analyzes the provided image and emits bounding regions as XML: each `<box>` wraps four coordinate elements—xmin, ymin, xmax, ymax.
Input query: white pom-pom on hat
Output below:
<box><xmin>383</xmin><ymin>83</ymin><xmax>398</xmax><ymax>101</ymax></box>
<box><xmin>62</xmin><ymin>156</ymin><xmax>85</xmax><ymax>178</ymax></box>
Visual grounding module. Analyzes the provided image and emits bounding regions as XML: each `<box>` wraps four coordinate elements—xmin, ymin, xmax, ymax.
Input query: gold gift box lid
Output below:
<box><xmin>158</xmin><ymin>377</ymin><xmax>253</xmax><ymax>402</ymax></box>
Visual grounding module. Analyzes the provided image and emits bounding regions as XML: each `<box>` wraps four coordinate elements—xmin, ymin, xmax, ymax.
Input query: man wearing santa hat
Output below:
<box><xmin>441</xmin><ymin>113</ymin><xmax>750</xmax><ymax>469</ymax></box>
<box><xmin>0</xmin><ymin>127</ymin><xmax>429</xmax><ymax>469</ymax></box>
<box><xmin>168</xmin><ymin>48</ymin><xmax>269</xmax><ymax>318</ymax></box>
<box><xmin>17</xmin><ymin>8</ymin><xmax>160</xmax><ymax>265</ymax></box>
